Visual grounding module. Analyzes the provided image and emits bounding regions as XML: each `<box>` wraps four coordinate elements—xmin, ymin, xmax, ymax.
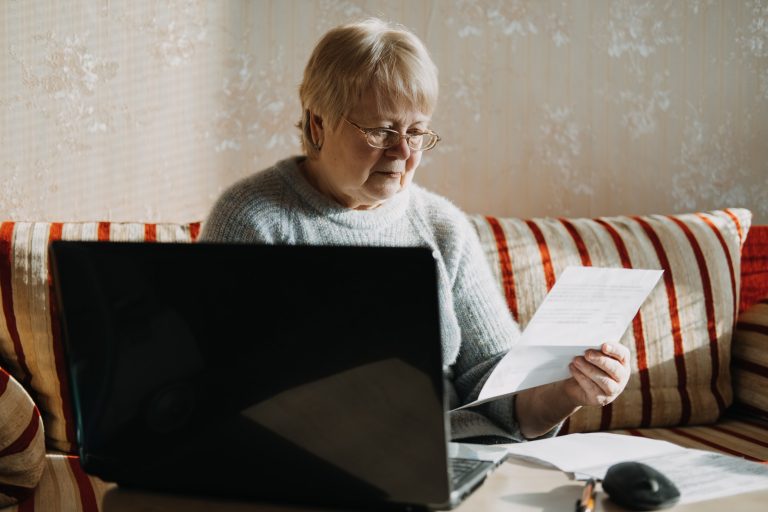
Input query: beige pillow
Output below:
<box><xmin>0</xmin><ymin>366</ymin><xmax>46</xmax><ymax>507</ymax></box>
<box><xmin>470</xmin><ymin>208</ymin><xmax>751</xmax><ymax>432</ymax></box>
<box><xmin>0</xmin><ymin>221</ymin><xmax>201</xmax><ymax>453</ymax></box>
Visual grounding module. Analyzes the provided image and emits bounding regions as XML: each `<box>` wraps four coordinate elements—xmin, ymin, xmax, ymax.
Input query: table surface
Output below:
<box><xmin>99</xmin><ymin>458</ymin><xmax>768</xmax><ymax>512</ymax></box>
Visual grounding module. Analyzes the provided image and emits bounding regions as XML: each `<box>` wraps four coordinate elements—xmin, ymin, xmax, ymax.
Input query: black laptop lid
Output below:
<box><xmin>51</xmin><ymin>241</ymin><xmax>451</xmax><ymax>508</ymax></box>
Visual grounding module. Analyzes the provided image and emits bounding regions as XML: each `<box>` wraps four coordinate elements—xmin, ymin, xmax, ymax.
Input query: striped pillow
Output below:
<box><xmin>732</xmin><ymin>299</ymin><xmax>768</xmax><ymax>419</ymax></box>
<box><xmin>0</xmin><ymin>221</ymin><xmax>201</xmax><ymax>453</ymax></box>
<box><xmin>470</xmin><ymin>208</ymin><xmax>752</xmax><ymax>433</ymax></box>
<box><xmin>0</xmin><ymin>366</ymin><xmax>46</xmax><ymax>507</ymax></box>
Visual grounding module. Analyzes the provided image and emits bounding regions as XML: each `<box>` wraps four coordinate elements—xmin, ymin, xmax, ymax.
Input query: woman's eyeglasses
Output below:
<box><xmin>344</xmin><ymin>118</ymin><xmax>441</xmax><ymax>151</ymax></box>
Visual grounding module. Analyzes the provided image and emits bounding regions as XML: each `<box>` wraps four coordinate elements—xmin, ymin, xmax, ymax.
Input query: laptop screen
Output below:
<box><xmin>51</xmin><ymin>241</ymin><xmax>451</xmax><ymax>508</ymax></box>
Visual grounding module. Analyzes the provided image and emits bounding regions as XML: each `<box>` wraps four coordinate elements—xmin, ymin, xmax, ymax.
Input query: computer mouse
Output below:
<box><xmin>602</xmin><ymin>461</ymin><xmax>681</xmax><ymax>511</ymax></box>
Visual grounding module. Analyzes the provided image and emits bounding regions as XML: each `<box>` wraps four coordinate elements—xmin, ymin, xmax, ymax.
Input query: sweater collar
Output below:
<box><xmin>277</xmin><ymin>156</ymin><xmax>411</xmax><ymax>230</ymax></box>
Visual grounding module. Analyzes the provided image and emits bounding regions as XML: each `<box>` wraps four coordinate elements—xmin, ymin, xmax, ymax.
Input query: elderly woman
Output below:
<box><xmin>201</xmin><ymin>18</ymin><xmax>630</xmax><ymax>443</ymax></box>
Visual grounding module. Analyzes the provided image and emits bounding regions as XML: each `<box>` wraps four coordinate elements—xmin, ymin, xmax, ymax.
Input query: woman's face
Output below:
<box><xmin>305</xmin><ymin>89</ymin><xmax>431</xmax><ymax>210</ymax></box>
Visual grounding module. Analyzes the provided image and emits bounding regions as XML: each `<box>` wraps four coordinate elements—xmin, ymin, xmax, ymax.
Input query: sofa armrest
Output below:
<box><xmin>0</xmin><ymin>366</ymin><xmax>46</xmax><ymax>507</ymax></box>
<box><xmin>732</xmin><ymin>299</ymin><xmax>768</xmax><ymax>419</ymax></box>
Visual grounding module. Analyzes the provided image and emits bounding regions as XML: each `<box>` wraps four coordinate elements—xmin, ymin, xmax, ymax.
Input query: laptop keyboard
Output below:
<box><xmin>449</xmin><ymin>457</ymin><xmax>486</xmax><ymax>488</ymax></box>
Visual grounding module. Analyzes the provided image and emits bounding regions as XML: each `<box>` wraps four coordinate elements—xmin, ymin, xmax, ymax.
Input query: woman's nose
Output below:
<box><xmin>386</xmin><ymin>136</ymin><xmax>412</xmax><ymax>159</ymax></box>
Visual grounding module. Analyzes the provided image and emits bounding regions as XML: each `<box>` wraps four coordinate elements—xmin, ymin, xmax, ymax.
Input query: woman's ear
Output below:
<box><xmin>308</xmin><ymin>111</ymin><xmax>324</xmax><ymax>150</ymax></box>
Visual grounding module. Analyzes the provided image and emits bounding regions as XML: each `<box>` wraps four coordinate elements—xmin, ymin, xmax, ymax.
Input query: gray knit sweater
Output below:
<box><xmin>202</xmin><ymin>156</ymin><xmax>554</xmax><ymax>442</ymax></box>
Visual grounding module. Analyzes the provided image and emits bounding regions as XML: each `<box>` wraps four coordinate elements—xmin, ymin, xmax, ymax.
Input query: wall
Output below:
<box><xmin>1</xmin><ymin>0</ymin><xmax>766</xmax><ymax>223</ymax></box>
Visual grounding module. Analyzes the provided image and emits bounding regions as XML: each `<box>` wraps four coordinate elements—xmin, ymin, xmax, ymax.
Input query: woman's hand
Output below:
<box><xmin>515</xmin><ymin>342</ymin><xmax>631</xmax><ymax>439</ymax></box>
<box><xmin>563</xmin><ymin>342</ymin><xmax>631</xmax><ymax>407</ymax></box>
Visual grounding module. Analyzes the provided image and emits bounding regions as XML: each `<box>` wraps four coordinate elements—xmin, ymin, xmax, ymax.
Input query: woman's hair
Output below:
<box><xmin>298</xmin><ymin>18</ymin><xmax>439</xmax><ymax>157</ymax></box>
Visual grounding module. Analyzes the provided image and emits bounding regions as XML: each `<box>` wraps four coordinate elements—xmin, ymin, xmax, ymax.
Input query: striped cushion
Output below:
<box><xmin>0</xmin><ymin>221</ymin><xmax>201</xmax><ymax>453</ymax></box>
<box><xmin>470</xmin><ymin>208</ymin><xmax>752</xmax><ymax>433</ymax></box>
<box><xmin>0</xmin><ymin>366</ymin><xmax>45</xmax><ymax>507</ymax></box>
<box><xmin>732</xmin><ymin>299</ymin><xmax>768</xmax><ymax>419</ymax></box>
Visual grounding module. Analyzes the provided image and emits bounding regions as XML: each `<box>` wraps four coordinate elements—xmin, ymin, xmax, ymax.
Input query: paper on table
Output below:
<box><xmin>503</xmin><ymin>432</ymin><xmax>685</xmax><ymax>474</ymax></box>
<box><xmin>455</xmin><ymin>267</ymin><xmax>663</xmax><ymax>410</ymax></box>
<box><xmin>504</xmin><ymin>433</ymin><xmax>768</xmax><ymax>504</ymax></box>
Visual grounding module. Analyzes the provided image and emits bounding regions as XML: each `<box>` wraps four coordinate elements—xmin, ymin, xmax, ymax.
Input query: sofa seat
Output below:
<box><xmin>1</xmin><ymin>213</ymin><xmax>766</xmax><ymax>511</ymax></box>
<box><xmin>613</xmin><ymin>410</ymin><xmax>768</xmax><ymax>462</ymax></box>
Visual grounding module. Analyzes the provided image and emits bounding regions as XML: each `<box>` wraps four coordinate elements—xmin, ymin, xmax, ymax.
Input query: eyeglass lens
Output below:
<box><xmin>368</xmin><ymin>129</ymin><xmax>437</xmax><ymax>150</ymax></box>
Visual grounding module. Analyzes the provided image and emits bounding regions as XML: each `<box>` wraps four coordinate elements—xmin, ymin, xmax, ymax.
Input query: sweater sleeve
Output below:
<box><xmin>449</xmin><ymin>215</ymin><xmax>562</xmax><ymax>442</ymax></box>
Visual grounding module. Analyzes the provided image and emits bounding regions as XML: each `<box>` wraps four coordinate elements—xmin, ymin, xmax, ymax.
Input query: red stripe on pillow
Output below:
<box><xmin>0</xmin><ymin>222</ymin><xmax>32</xmax><ymax>388</ymax></box>
<box><xmin>558</xmin><ymin>218</ymin><xmax>592</xmax><ymax>266</ymax></box>
<box><xmin>144</xmin><ymin>224</ymin><xmax>157</xmax><ymax>242</ymax></box>
<box><xmin>599</xmin><ymin>396</ymin><xmax>613</xmax><ymax>431</ymax></box>
<box><xmin>669</xmin><ymin>216</ymin><xmax>726</xmax><ymax>414</ymax></box>
<box><xmin>668</xmin><ymin>427</ymin><xmax>764</xmax><ymax>462</ymax></box>
<box><xmin>697</xmin><ymin>213</ymin><xmax>738</xmax><ymax>328</ymax></box>
<box><xmin>595</xmin><ymin>219</ymin><xmax>652</xmax><ymax>428</ymax></box>
<box><xmin>737</xmin><ymin>321</ymin><xmax>768</xmax><ymax>336</ymax></box>
<box><xmin>67</xmin><ymin>456</ymin><xmax>99</xmax><ymax>512</ymax></box>
<box><xmin>525</xmin><ymin>220</ymin><xmax>555</xmax><ymax>290</ymax></box>
<box><xmin>48</xmin><ymin>223</ymin><xmax>77</xmax><ymax>451</ymax></box>
<box><xmin>0</xmin><ymin>408</ymin><xmax>40</xmax><ymax>457</ymax></box>
<box><xmin>710</xmin><ymin>425</ymin><xmax>768</xmax><ymax>449</ymax></box>
<box><xmin>634</xmin><ymin>217</ymin><xmax>692</xmax><ymax>425</ymax></box>
<box><xmin>190</xmin><ymin>222</ymin><xmax>201</xmax><ymax>242</ymax></box>
<box><xmin>733</xmin><ymin>357</ymin><xmax>768</xmax><ymax>378</ymax></box>
<box><xmin>97</xmin><ymin>222</ymin><xmax>110</xmax><ymax>241</ymax></box>
<box><xmin>0</xmin><ymin>367</ymin><xmax>8</xmax><ymax>396</ymax></box>
<box><xmin>555</xmin><ymin>218</ymin><xmax>592</xmax><ymax>435</ymax></box>
<box><xmin>564</xmin><ymin>220</ymin><xmax>613</xmax><ymax>431</ymax></box>
<box><xmin>723</xmin><ymin>208</ymin><xmax>744</xmax><ymax>247</ymax></box>
<box><xmin>485</xmin><ymin>217</ymin><xmax>519</xmax><ymax>321</ymax></box>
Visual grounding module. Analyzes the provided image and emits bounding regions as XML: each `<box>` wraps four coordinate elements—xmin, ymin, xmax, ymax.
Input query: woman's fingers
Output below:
<box><xmin>601</xmin><ymin>342</ymin><xmax>630</xmax><ymax>365</ymax></box>
<box><xmin>569</xmin><ymin>343</ymin><xmax>631</xmax><ymax>406</ymax></box>
<box><xmin>584</xmin><ymin>349</ymin><xmax>626</xmax><ymax>383</ymax></box>
<box><xmin>569</xmin><ymin>362</ymin><xmax>613</xmax><ymax>406</ymax></box>
<box><xmin>572</xmin><ymin>356</ymin><xmax>622</xmax><ymax>397</ymax></box>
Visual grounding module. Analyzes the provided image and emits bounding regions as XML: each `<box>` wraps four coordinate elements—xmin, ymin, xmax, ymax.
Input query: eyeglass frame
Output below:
<box><xmin>342</xmin><ymin>117</ymin><xmax>441</xmax><ymax>151</ymax></box>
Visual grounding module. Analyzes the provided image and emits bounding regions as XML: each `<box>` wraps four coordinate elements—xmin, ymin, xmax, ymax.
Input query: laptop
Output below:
<box><xmin>50</xmin><ymin>241</ymin><xmax>508</xmax><ymax>510</ymax></box>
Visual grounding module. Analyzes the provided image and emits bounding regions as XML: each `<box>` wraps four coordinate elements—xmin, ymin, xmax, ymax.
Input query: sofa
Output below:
<box><xmin>0</xmin><ymin>209</ymin><xmax>766</xmax><ymax>510</ymax></box>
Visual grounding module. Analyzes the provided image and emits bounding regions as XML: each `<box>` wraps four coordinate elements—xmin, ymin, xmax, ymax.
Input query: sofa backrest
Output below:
<box><xmin>0</xmin><ymin>212</ymin><xmax>760</xmax><ymax>451</ymax></box>
<box><xmin>0</xmin><ymin>222</ymin><xmax>200</xmax><ymax>453</ymax></box>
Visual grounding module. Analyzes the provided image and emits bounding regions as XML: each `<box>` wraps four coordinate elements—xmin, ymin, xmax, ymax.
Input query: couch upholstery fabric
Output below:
<box><xmin>0</xmin><ymin>221</ymin><xmax>201</xmax><ymax>454</ymax></box>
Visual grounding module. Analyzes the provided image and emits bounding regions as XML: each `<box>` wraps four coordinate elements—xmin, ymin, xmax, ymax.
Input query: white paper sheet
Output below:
<box><xmin>455</xmin><ymin>267</ymin><xmax>663</xmax><ymax>409</ymax></box>
<box><xmin>504</xmin><ymin>433</ymin><xmax>768</xmax><ymax>504</ymax></box>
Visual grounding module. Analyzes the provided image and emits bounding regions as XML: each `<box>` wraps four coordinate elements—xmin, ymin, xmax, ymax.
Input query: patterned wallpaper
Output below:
<box><xmin>1</xmin><ymin>0</ymin><xmax>766</xmax><ymax>223</ymax></box>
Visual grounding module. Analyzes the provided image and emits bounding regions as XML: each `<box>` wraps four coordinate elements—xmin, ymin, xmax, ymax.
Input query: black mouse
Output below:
<box><xmin>602</xmin><ymin>461</ymin><xmax>681</xmax><ymax>511</ymax></box>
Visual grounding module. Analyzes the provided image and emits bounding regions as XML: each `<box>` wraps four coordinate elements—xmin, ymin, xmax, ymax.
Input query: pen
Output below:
<box><xmin>576</xmin><ymin>478</ymin><xmax>596</xmax><ymax>512</ymax></box>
